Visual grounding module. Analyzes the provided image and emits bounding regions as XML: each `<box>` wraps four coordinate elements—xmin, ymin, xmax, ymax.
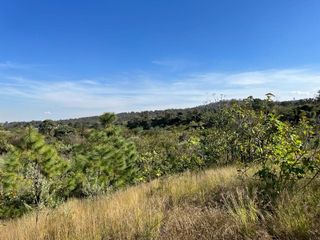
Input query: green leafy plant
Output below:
<box><xmin>255</xmin><ymin>115</ymin><xmax>320</xmax><ymax>195</ymax></box>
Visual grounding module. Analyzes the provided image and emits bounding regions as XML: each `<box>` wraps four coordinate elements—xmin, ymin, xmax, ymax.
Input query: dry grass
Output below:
<box><xmin>0</xmin><ymin>166</ymin><xmax>319</xmax><ymax>240</ymax></box>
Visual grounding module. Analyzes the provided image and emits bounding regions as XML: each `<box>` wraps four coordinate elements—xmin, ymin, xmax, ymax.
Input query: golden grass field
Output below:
<box><xmin>0</xmin><ymin>165</ymin><xmax>319</xmax><ymax>240</ymax></box>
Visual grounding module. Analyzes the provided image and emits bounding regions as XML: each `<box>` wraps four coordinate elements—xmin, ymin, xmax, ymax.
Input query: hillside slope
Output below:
<box><xmin>0</xmin><ymin>165</ymin><xmax>319</xmax><ymax>240</ymax></box>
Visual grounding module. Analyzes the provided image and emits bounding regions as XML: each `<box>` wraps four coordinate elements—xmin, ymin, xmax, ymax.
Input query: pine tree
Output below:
<box><xmin>70</xmin><ymin>113</ymin><xmax>139</xmax><ymax>197</ymax></box>
<box><xmin>0</xmin><ymin>130</ymin><xmax>13</xmax><ymax>154</ymax></box>
<box><xmin>99</xmin><ymin>112</ymin><xmax>117</xmax><ymax>127</ymax></box>
<box><xmin>1</xmin><ymin>127</ymin><xmax>67</xmax><ymax>219</ymax></box>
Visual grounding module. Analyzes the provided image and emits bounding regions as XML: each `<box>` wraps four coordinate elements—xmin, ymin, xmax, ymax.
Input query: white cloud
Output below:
<box><xmin>227</xmin><ymin>71</ymin><xmax>270</xmax><ymax>86</ymax></box>
<box><xmin>220</xmin><ymin>69</ymin><xmax>320</xmax><ymax>87</ymax></box>
<box><xmin>0</xmin><ymin>67</ymin><xmax>319</xmax><ymax>121</ymax></box>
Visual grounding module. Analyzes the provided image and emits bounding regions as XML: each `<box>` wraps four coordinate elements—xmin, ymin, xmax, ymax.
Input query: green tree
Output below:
<box><xmin>0</xmin><ymin>130</ymin><xmax>13</xmax><ymax>154</ymax></box>
<box><xmin>99</xmin><ymin>112</ymin><xmax>117</xmax><ymax>127</ymax></box>
<box><xmin>38</xmin><ymin>119</ymin><xmax>57</xmax><ymax>137</ymax></box>
<box><xmin>255</xmin><ymin>115</ymin><xmax>320</xmax><ymax>196</ymax></box>
<box><xmin>1</xmin><ymin>127</ymin><xmax>67</xmax><ymax>219</ymax></box>
<box><xmin>202</xmin><ymin>98</ymin><xmax>267</xmax><ymax>165</ymax></box>
<box><xmin>69</xmin><ymin>113</ymin><xmax>139</xmax><ymax>197</ymax></box>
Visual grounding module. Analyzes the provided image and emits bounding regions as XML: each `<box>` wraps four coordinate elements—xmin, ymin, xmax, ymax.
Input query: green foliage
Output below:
<box><xmin>0</xmin><ymin>130</ymin><xmax>13</xmax><ymax>154</ymax></box>
<box><xmin>99</xmin><ymin>112</ymin><xmax>117</xmax><ymax>127</ymax></box>
<box><xmin>69</xmin><ymin>121</ymin><xmax>139</xmax><ymax>197</ymax></box>
<box><xmin>0</xmin><ymin>128</ymin><xmax>68</xmax><ymax>218</ymax></box>
<box><xmin>255</xmin><ymin>115</ymin><xmax>320</xmax><ymax>194</ymax></box>
<box><xmin>201</xmin><ymin>128</ymin><xmax>231</xmax><ymax>165</ymax></box>
<box><xmin>133</xmin><ymin>129</ymin><xmax>204</xmax><ymax>181</ymax></box>
<box><xmin>201</xmin><ymin>98</ymin><xmax>268</xmax><ymax>165</ymax></box>
<box><xmin>201</xmin><ymin>97</ymin><xmax>320</xmax><ymax>196</ymax></box>
<box><xmin>53</xmin><ymin>124</ymin><xmax>76</xmax><ymax>141</ymax></box>
<box><xmin>38</xmin><ymin>120</ymin><xmax>57</xmax><ymax>136</ymax></box>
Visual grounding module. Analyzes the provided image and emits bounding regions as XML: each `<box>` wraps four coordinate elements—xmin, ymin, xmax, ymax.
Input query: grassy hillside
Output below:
<box><xmin>1</xmin><ymin>165</ymin><xmax>319</xmax><ymax>240</ymax></box>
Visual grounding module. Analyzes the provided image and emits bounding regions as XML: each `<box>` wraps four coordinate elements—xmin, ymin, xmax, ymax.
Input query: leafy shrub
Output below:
<box><xmin>255</xmin><ymin>115</ymin><xmax>320</xmax><ymax>195</ymax></box>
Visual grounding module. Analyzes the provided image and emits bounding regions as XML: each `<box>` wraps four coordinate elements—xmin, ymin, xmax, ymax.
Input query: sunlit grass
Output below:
<box><xmin>0</xmin><ymin>165</ymin><xmax>319</xmax><ymax>240</ymax></box>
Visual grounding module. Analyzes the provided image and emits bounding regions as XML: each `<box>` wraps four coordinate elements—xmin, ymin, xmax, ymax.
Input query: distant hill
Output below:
<box><xmin>2</xmin><ymin>97</ymin><xmax>319</xmax><ymax>129</ymax></box>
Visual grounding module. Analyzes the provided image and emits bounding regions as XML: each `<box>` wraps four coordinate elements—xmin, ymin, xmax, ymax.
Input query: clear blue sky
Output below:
<box><xmin>0</xmin><ymin>0</ymin><xmax>320</xmax><ymax>121</ymax></box>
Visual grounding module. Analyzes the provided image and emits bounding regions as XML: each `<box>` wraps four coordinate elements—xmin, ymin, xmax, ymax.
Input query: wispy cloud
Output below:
<box><xmin>188</xmin><ymin>69</ymin><xmax>320</xmax><ymax>87</ymax></box>
<box><xmin>0</xmin><ymin>67</ymin><xmax>319</xmax><ymax>121</ymax></box>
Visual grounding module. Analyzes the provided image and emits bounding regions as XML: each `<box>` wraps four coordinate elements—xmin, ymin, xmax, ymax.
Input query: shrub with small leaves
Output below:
<box><xmin>255</xmin><ymin>115</ymin><xmax>320</xmax><ymax>195</ymax></box>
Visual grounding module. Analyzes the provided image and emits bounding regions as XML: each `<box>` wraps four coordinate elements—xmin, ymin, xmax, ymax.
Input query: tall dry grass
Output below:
<box><xmin>0</xmin><ymin>165</ymin><xmax>319</xmax><ymax>240</ymax></box>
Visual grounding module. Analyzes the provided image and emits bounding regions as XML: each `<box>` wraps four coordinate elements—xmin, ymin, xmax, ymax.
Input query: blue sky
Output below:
<box><xmin>0</xmin><ymin>0</ymin><xmax>320</xmax><ymax>121</ymax></box>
